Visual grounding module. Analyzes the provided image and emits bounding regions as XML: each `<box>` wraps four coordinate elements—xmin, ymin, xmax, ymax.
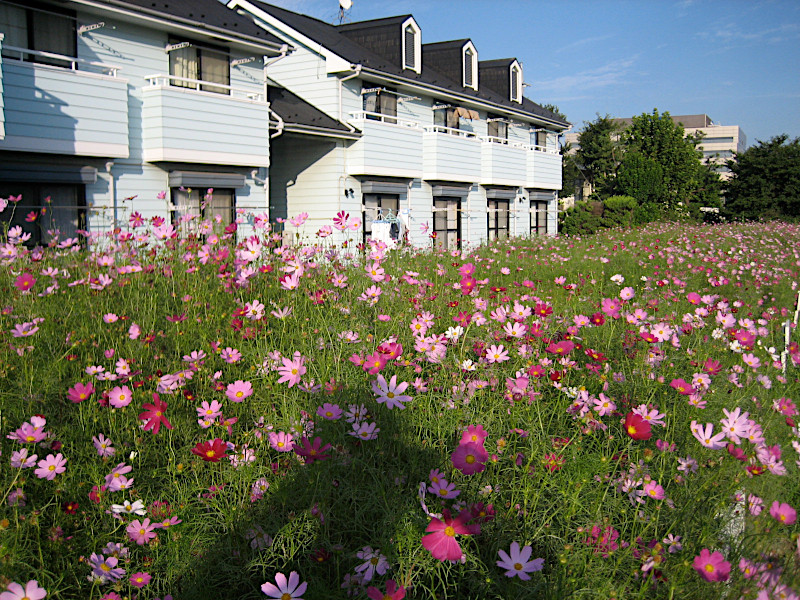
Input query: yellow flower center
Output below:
<box><xmin>206</xmin><ymin>450</ymin><xmax>216</xmax><ymax>458</ymax></box>
<box><xmin>444</xmin><ymin>526</ymin><xmax>455</xmax><ymax>537</ymax></box>
<box><xmin>704</xmin><ymin>564</ymin><xmax>715</xmax><ymax>573</ymax></box>
<box><xmin>236</xmin><ymin>392</ymin><xmax>243</xmax><ymax>398</ymax></box>
<box><xmin>49</xmin><ymin>465</ymin><xmax>56</xmax><ymax>471</ymax></box>
<box><xmin>387</xmin><ymin>392</ymin><xmax>395</xmax><ymax>398</ymax></box>
<box><xmin>514</xmin><ymin>562</ymin><xmax>523</xmax><ymax>571</ymax></box>
<box><xmin>465</xmin><ymin>455</ymin><xmax>475</xmax><ymax>464</ymax></box>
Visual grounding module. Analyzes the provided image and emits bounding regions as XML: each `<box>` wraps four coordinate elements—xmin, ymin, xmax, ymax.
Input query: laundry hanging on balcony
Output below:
<box><xmin>371</xmin><ymin>208</ymin><xmax>405</xmax><ymax>249</ymax></box>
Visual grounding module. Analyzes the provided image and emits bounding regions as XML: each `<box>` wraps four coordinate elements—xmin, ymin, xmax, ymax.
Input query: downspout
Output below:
<box><xmin>270</xmin><ymin>109</ymin><xmax>284</xmax><ymax>139</ymax></box>
<box><xmin>259</xmin><ymin>44</ymin><xmax>288</xmax><ymax>224</ymax></box>
<box><xmin>338</xmin><ymin>65</ymin><xmax>362</xmax><ymax>217</ymax></box>
<box><xmin>105</xmin><ymin>161</ymin><xmax>116</xmax><ymax>231</ymax></box>
<box><xmin>339</xmin><ymin>64</ymin><xmax>361</xmax><ymax>133</ymax></box>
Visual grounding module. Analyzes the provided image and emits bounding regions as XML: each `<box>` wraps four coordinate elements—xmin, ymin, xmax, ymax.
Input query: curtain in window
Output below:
<box><xmin>31</xmin><ymin>11</ymin><xmax>74</xmax><ymax>67</ymax></box>
<box><xmin>363</xmin><ymin>91</ymin><xmax>378</xmax><ymax>114</ymax></box>
<box><xmin>206</xmin><ymin>189</ymin><xmax>233</xmax><ymax>225</ymax></box>
<box><xmin>0</xmin><ymin>5</ymin><xmax>28</xmax><ymax>53</ymax></box>
<box><xmin>446</xmin><ymin>108</ymin><xmax>459</xmax><ymax>130</ymax></box>
<box><xmin>169</xmin><ymin>45</ymin><xmax>198</xmax><ymax>88</ymax></box>
<box><xmin>200</xmin><ymin>49</ymin><xmax>230</xmax><ymax>94</ymax></box>
<box><xmin>434</xmin><ymin>197</ymin><xmax>460</xmax><ymax>250</ymax></box>
<box><xmin>379</xmin><ymin>90</ymin><xmax>397</xmax><ymax>123</ymax></box>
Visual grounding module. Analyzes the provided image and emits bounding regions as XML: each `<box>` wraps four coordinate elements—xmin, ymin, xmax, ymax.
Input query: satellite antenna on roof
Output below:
<box><xmin>338</xmin><ymin>0</ymin><xmax>352</xmax><ymax>24</ymax></box>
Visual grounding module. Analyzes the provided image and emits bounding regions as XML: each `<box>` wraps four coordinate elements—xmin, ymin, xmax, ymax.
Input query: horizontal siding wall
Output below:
<box><xmin>528</xmin><ymin>151</ymin><xmax>561</xmax><ymax>190</ymax></box>
<box><xmin>348</xmin><ymin>120</ymin><xmax>423</xmax><ymax>178</ymax></box>
<box><xmin>422</xmin><ymin>133</ymin><xmax>481</xmax><ymax>183</ymax></box>
<box><xmin>481</xmin><ymin>142</ymin><xmax>526</xmax><ymax>186</ymax></box>
<box><xmin>464</xmin><ymin>185</ymin><xmax>487</xmax><ymax>248</ymax></box>
<box><xmin>406</xmin><ymin>179</ymin><xmax>430</xmax><ymax>249</ymax></box>
<box><xmin>0</xmin><ymin>61</ymin><xmax>128</xmax><ymax>156</ymax></box>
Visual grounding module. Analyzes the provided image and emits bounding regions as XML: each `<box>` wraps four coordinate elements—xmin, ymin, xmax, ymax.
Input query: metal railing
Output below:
<box><xmin>423</xmin><ymin>125</ymin><xmax>478</xmax><ymax>139</ymax></box>
<box><xmin>2</xmin><ymin>45</ymin><xmax>122</xmax><ymax>76</ymax></box>
<box><xmin>349</xmin><ymin>111</ymin><xmax>419</xmax><ymax>129</ymax></box>
<box><xmin>144</xmin><ymin>74</ymin><xmax>264</xmax><ymax>101</ymax></box>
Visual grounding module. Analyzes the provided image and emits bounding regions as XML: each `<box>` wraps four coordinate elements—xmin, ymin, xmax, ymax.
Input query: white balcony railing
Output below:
<box><xmin>423</xmin><ymin>125</ymin><xmax>478</xmax><ymax>139</ymax></box>
<box><xmin>2</xmin><ymin>45</ymin><xmax>122</xmax><ymax>76</ymax></box>
<box><xmin>144</xmin><ymin>74</ymin><xmax>264</xmax><ymax>101</ymax></box>
<box><xmin>516</xmin><ymin>142</ymin><xmax>561</xmax><ymax>155</ymax></box>
<box><xmin>481</xmin><ymin>135</ymin><xmax>512</xmax><ymax>145</ymax></box>
<box><xmin>349</xmin><ymin>111</ymin><xmax>419</xmax><ymax>129</ymax></box>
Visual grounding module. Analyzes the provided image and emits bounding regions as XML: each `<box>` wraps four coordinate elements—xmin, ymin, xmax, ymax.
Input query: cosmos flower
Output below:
<box><xmin>496</xmin><ymin>542</ymin><xmax>544</xmax><ymax>580</ymax></box>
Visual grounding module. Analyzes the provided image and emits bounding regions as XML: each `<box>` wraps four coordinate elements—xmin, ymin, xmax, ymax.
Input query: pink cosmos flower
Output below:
<box><xmin>34</xmin><ymin>453</ymin><xmax>67</xmax><ymax>480</ymax></box>
<box><xmin>363</xmin><ymin>351</ymin><xmax>388</xmax><ymax>374</ymax></box>
<box><xmin>220</xmin><ymin>347</ymin><xmax>242</xmax><ymax>363</ymax></box>
<box><xmin>276</xmin><ymin>356</ymin><xmax>306</xmax><ymax>388</ymax></box>
<box><xmin>371</xmin><ymin>375</ymin><xmax>412</xmax><ymax>410</ymax></box>
<box><xmin>226</xmin><ymin>380</ymin><xmax>253</xmax><ymax>402</ymax></box>
<box><xmin>92</xmin><ymin>434</ymin><xmax>116</xmax><ymax>458</ymax></box>
<box><xmin>138</xmin><ymin>394</ymin><xmax>174</xmax><ymax>435</ymax></box>
<box><xmin>108</xmin><ymin>385</ymin><xmax>132</xmax><ymax>408</ymax></box>
<box><xmin>126</xmin><ymin>518</ymin><xmax>157</xmax><ymax>545</ymax></box>
<box><xmin>670</xmin><ymin>379</ymin><xmax>696</xmax><ymax>396</ymax></box>
<box><xmin>8</xmin><ymin>420</ymin><xmax>48</xmax><ymax>444</ymax></box>
<box><xmin>545</xmin><ymin>340</ymin><xmax>575</xmax><ymax>356</ymax></box>
<box><xmin>0</xmin><ymin>580</ymin><xmax>47</xmax><ymax>600</ymax></box>
<box><xmin>460</xmin><ymin>425</ymin><xmax>488</xmax><ymax>445</ymax></box>
<box><xmin>366</xmin><ymin>580</ymin><xmax>406</xmax><ymax>600</ymax></box>
<box><xmin>428</xmin><ymin>479</ymin><xmax>460</xmax><ymax>499</ymax></box>
<box><xmin>484</xmin><ymin>344</ymin><xmax>509</xmax><ymax>363</ymax></box>
<box><xmin>421</xmin><ymin>510</ymin><xmax>476</xmax><ymax>562</ymax></box>
<box><xmin>261</xmin><ymin>571</ymin><xmax>307</xmax><ymax>599</ymax></box>
<box><xmin>11</xmin><ymin>448</ymin><xmax>37</xmax><ymax>468</ymax></box>
<box><xmin>496</xmin><ymin>542</ymin><xmax>544</xmax><ymax>579</ymax></box>
<box><xmin>14</xmin><ymin>273</ymin><xmax>36</xmax><ymax>292</ymax></box>
<box><xmin>691</xmin><ymin>421</ymin><xmax>726</xmax><ymax>450</ymax></box>
<box><xmin>269</xmin><ymin>431</ymin><xmax>294</xmax><ymax>452</ymax></box>
<box><xmin>642</xmin><ymin>480</ymin><xmax>665</xmax><ymax>500</ymax></box>
<box><xmin>293</xmin><ymin>436</ymin><xmax>331</xmax><ymax>464</ymax></box>
<box><xmin>67</xmin><ymin>381</ymin><xmax>95</xmax><ymax>403</ymax></box>
<box><xmin>769</xmin><ymin>501</ymin><xmax>797</xmax><ymax>525</ymax></box>
<box><xmin>451</xmin><ymin>442</ymin><xmax>488</xmax><ymax>475</ymax></box>
<box><xmin>316</xmin><ymin>403</ymin><xmax>342</xmax><ymax>420</ymax></box>
<box><xmin>693</xmin><ymin>548</ymin><xmax>731</xmax><ymax>582</ymax></box>
<box><xmin>129</xmin><ymin>572</ymin><xmax>151</xmax><ymax>588</ymax></box>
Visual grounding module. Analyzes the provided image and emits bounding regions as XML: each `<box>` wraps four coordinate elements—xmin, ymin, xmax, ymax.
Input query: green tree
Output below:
<box><xmin>623</xmin><ymin>109</ymin><xmax>720</xmax><ymax>213</ymax></box>
<box><xmin>540</xmin><ymin>104</ymin><xmax>582</xmax><ymax>200</ymax></box>
<box><xmin>576</xmin><ymin>115</ymin><xmax>621</xmax><ymax>197</ymax></box>
<box><xmin>723</xmin><ymin>135</ymin><xmax>800</xmax><ymax>220</ymax></box>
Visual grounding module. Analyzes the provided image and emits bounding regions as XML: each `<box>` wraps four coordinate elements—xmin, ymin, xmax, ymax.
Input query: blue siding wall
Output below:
<box><xmin>0</xmin><ymin>35</ymin><xmax>5</xmax><ymax>140</ymax></box>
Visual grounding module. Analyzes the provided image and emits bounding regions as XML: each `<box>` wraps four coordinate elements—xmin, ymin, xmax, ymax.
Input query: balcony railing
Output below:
<box><xmin>144</xmin><ymin>74</ymin><xmax>264</xmax><ymax>102</ymax></box>
<box><xmin>517</xmin><ymin>142</ymin><xmax>560</xmax><ymax>155</ymax></box>
<box><xmin>349</xmin><ymin>111</ymin><xmax>420</xmax><ymax>129</ymax></box>
<box><xmin>2</xmin><ymin>45</ymin><xmax>121</xmax><ymax>77</ymax></box>
<box><xmin>423</xmin><ymin>125</ymin><xmax>478</xmax><ymax>139</ymax></box>
<box><xmin>481</xmin><ymin>135</ymin><xmax>512</xmax><ymax>145</ymax></box>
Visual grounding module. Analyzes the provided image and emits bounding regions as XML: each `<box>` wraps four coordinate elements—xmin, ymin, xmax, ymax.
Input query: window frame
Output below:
<box><xmin>170</xmin><ymin>187</ymin><xmax>235</xmax><ymax>237</ymax></box>
<box><xmin>509</xmin><ymin>61</ymin><xmax>522</xmax><ymax>103</ymax></box>
<box><xmin>487</xmin><ymin>115</ymin><xmax>509</xmax><ymax>142</ymax></box>
<box><xmin>0</xmin><ymin>2</ymin><xmax>77</xmax><ymax>68</ymax></box>
<box><xmin>168</xmin><ymin>37</ymin><xmax>231</xmax><ymax>95</ymax></box>
<box><xmin>487</xmin><ymin>199</ymin><xmax>509</xmax><ymax>242</ymax></box>
<box><xmin>362</xmin><ymin>85</ymin><xmax>397</xmax><ymax>124</ymax></box>
<box><xmin>433</xmin><ymin>196</ymin><xmax>461</xmax><ymax>250</ymax></box>
<box><xmin>363</xmin><ymin>193</ymin><xmax>400</xmax><ymax>244</ymax></box>
<box><xmin>530</xmin><ymin>200</ymin><xmax>548</xmax><ymax>237</ymax></box>
<box><xmin>0</xmin><ymin>181</ymin><xmax>86</xmax><ymax>247</ymax></box>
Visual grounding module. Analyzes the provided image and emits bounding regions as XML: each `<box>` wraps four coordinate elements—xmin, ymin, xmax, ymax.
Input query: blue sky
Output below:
<box><xmin>244</xmin><ymin>0</ymin><xmax>800</xmax><ymax>146</ymax></box>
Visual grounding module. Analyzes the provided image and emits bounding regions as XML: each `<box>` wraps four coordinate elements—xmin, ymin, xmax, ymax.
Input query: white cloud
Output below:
<box><xmin>533</xmin><ymin>57</ymin><xmax>638</xmax><ymax>93</ymax></box>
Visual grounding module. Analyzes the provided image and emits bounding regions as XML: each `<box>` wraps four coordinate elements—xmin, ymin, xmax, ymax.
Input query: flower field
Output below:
<box><xmin>1</xmin><ymin>209</ymin><xmax>799</xmax><ymax>599</ymax></box>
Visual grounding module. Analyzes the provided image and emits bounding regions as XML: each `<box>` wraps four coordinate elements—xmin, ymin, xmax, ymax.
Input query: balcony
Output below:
<box><xmin>422</xmin><ymin>126</ymin><xmax>481</xmax><ymax>183</ymax></box>
<box><xmin>480</xmin><ymin>137</ymin><xmax>526</xmax><ymax>186</ymax></box>
<box><xmin>347</xmin><ymin>111</ymin><xmax>423</xmax><ymax>178</ymax></box>
<box><xmin>0</xmin><ymin>46</ymin><xmax>128</xmax><ymax>157</ymax></box>
<box><xmin>524</xmin><ymin>144</ymin><xmax>562</xmax><ymax>190</ymax></box>
<box><xmin>142</xmin><ymin>74</ymin><xmax>269</xmax><ymax>167</ymax></box>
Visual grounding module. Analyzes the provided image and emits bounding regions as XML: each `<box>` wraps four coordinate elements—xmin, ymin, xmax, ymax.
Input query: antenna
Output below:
<box><xmin>338</xmin><ymin>0</ymin><xmax>352</xmax><ymax>24</ymax></box>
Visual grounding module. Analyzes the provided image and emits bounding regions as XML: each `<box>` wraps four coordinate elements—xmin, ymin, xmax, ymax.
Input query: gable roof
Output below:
<box><xmin>238</xmin><ymin>0</ymin><xmax>568</xmax><ymax>129</ymax></box>
<box><xmin>72</xmin><ymin>0</ymin><xmax>287</xmax><ymax>52</ymax></box>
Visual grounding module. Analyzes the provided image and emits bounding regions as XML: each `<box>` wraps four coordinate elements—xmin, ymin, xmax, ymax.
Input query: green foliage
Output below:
<box><xmin>559</xmin><ymin>141</ymin><xmax>583</xmax><ymax>200</ymax></box>
<box><xmin>615</xmin><ymin>151</ymin><xmax>665</xmax><ymax>210</ymax></box>
<box><xmin>576</xmin><ymin>115</ymin><xmax>621</xmax><ymax>194</ymax></box>
<box><xmin>723</xmin><ymin>134</ymin><xmax>800</xmax><ymax>220</ymax></box>
<box><xmin>600</xmin><ymin>195</ymin><xmax>637</xmax><ymax>229</ymax></box>
<box><xmin>560</xmin><ymin>201</ymin><xmax>601</xmax><ymax>235</ymax></box>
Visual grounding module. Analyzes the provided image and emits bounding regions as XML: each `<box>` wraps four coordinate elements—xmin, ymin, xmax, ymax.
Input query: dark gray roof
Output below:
<box><xmin>83</xmin><ymin>0</ymin><xmax>285</xmax><ymax>49</ymax></box>
<box><xmin>479</xmin><ymin>58</ymin><xmax>517</xmax><ymax>68</ymax></box>
<box><xmin>337</xmin><ymin>15</ymin><xmax>412</xmax><ymax>31</ymax></box>
<box><xmin>423</xmin><ymin>39</ymin><xmax>470</xmax><ymax>51</ymax></box>
<box><xmin>246</xmin><ymin>1</ymin><xmax>568</xmax><ymax>128</ymax></box>
<box><xmin>267</xmin><ymin>84</ymin><xmax>358</xmax><ymax>137</ymax></box>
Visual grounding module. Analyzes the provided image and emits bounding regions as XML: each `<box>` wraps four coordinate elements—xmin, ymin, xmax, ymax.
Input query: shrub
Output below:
<box><xmin>600</xmin><ymin>195</ymin><xmax>637</xmax><ymax>229</ymax></box>
<box><xmin>560</xmin><ymin>201</ymin><xmax>601</xmax><ymax>235</ymax></box>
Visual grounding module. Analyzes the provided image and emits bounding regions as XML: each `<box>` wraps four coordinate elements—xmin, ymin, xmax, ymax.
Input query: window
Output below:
<box><xmin>433</xmin><ymin>197</ymin><xmax>461</xmax><ymax>250</ymax></box>
<box><xmin>171</xmin><ymin>187</ymin><xmax>234</xmax><ymax>237</ymax></box>
<box><xmin>362</xmin><ymin>86</ymin><xmax>397</xmax><ymax>123</ymax></box>
<box><xmin>530</xmin><ymin>201</ymin><xmax>548</xmax><ymax>236</ymax></box>
<box><xmin>434</xmin><ymin>106</ymin><xmax>459</xmax><ymax>131</ymax></box>
<box><xmin>401</xmin><ymin>17</ymin><xmax>420</xmax><ymax>73</ymax></box>
<box><xmin>168</xmin><ymin>39</ymin><xmax>230</xmax><ymax>95</ymax></box>
<box><xmin>533</xmin><ymin>129</ymin><xmax>548</xmax><ymax>148</ymax></box>
<box><xmin>487</xmin><ymin>199</ymin><xmax>509</xmax><ymax>241</ymax></box>
<box><xmin>0</xmin><ymin>182</ymin><xmax>84</xmax><ymax>246</ymax></box>
<box><xmin>363</xmin><ymin>193</ymin><xmax>399</xmax><ymax>243</ymax></box>
<box><xmin>0</xmin><ymin>2</ymin><xmax>76</xmax><ymax>67</ymax></box>
<box><xmin>462</xmin><ymin>43</ymin><xmax>478</xmax><ymax>90</ymax></box>
<box><xmin>698</xmin><ymin>136</ymin><xmax>734</xmax><ymax>144</ymax></box>
<box><xmin>487</xmin><ymin>116</ymin><xmax>508</xmax><ymax>142</ymax></box>
<box><xmin>510</xmin><ymin>62</ymin><xmax>522</xmax><ymax>103</ymax></box>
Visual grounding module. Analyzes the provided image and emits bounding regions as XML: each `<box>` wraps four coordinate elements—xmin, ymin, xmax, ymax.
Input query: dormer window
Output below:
<box><xmin>401</xmin><ymin>17</ymin><xmax>421</xmax><ymax>73</ymax></box>
<box><xmin>463</xmin><ymin>42</ymin><xmax>478</xmax><ymax>90</ymax></box>
<box><xmin>510</xmin><ymin>61</ymin><xmax>522</xmax><ymax>103</ymax></box>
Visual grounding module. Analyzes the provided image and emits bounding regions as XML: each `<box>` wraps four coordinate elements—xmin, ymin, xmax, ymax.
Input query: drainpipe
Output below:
<box><xmin>262</xmin><ymin>43</ymin><xmax>289</xmax><ymax>100</ymax></box>
<box><xmin>105</xmin><ymin>161</ymin><xmax>116</xmax><ymax>231</ymax></box>
<box><xmin>270</xmin><ymin>109</ymin><xmax>284</xmax><ymax>139</ymax></box>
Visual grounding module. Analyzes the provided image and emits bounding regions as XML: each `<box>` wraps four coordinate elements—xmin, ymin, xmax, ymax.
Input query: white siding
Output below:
<box><xmin>527</xmin><ymin>150</ymin><xmax>561</xmax><ymax>190</ymax></box>
<box><xmin>481</xmin><ymin>142</ymin><xmax>526</xmax><ymax>186</ymax></box>
<box><xmin>347</xmin><ymin>118</ymin><xmax>423</xmax><ymax>178</ymax></box>
<box><xmin>422</xmin><ymin>132</ymin><xmax>481</xmax><ymax>183</ymax></box>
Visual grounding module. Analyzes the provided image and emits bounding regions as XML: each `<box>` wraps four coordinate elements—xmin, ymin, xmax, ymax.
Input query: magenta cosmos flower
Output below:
<box><xmin>67</xmin><ymin>381</ymin><xmax>95</xmax><ymax>403</ymax></box>
<box><xmin>451</xmin><ymin>442</ymin><xmax>488</xmax><ymax>475</ymax></box>
<box><xmin>269</xmin><ymin>431</ymin><xmax>294</xmax><ymax>452</ymax></box>
<box><xmin>14</xmin><ymin>273</ymin><xmax>36</xmax><ymax>292</ymax></box>
<box><xmin>261</xmin><ymin>571</ymin><xmax>307</xmax><ymax>599</ymax></box>
<box><xmin>366</xmin><ymin>580</ymin><xmax>405</xmax><ymax>600</ymax></box>
<box><xmin>692</xmin><ymin>548</ymin><xmax>731</xmax><ymax>582</ymax></box>
<box><xmin>126</xmin><ymin>518</ymin><xmax>158</xmax><ymax>546</ymax></box>
<box><xmin>769</xmin><ymin>501</ymin><xmax>797</xmax><ymax>525</ymax></box>
<box><xmin>371</xmin><ymin>374</ymin><xmax>412</xmax><ymax>410</ymax></box>
<box><xmin>0</xmin><ymin>580</ymin><xmax>47</xmax><ymax>600</ymax></box>
<box><xmin>138</xmin><ymin>394</ymin><xmax>174</xmax><ymax>435</ymax></box>
<box><xmin>293</xmin><ymin>436</ymin><xmax>331</xmax><ymax>464</ymax></box>
<box><xmin>129</xmin><ymin>572</ymin><xmax>151</xmax><ymax>588</ymax></box>
<box><xmin>421</xmin><ymin>510</ymin><xmax>477</xmax><ymax>562</ymax></box>
<box><xmin>460</xmin><ymin>424</ymin><xmax>488</xmax><ymax>445</ymax></box>
<box><xmin>496</xmin><ymin>542</ymin><xmax>544</xmax><ymax>580</ymax></box>
<box><xmin>226</xmin><ymin>380</ymin><xmax>253</xmax><ymax>403</ymax></box>
<box><xmin>34</xmin><ymin>453</ymin><xmax>67</xmax><ymax>480</ymax></box>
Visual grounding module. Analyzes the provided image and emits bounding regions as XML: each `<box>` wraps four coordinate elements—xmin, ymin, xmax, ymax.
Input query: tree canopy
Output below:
<box><xmin>723</xmin><ymin>135</ymin><xmax>800</xmax><ymax>220</ymax></box>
